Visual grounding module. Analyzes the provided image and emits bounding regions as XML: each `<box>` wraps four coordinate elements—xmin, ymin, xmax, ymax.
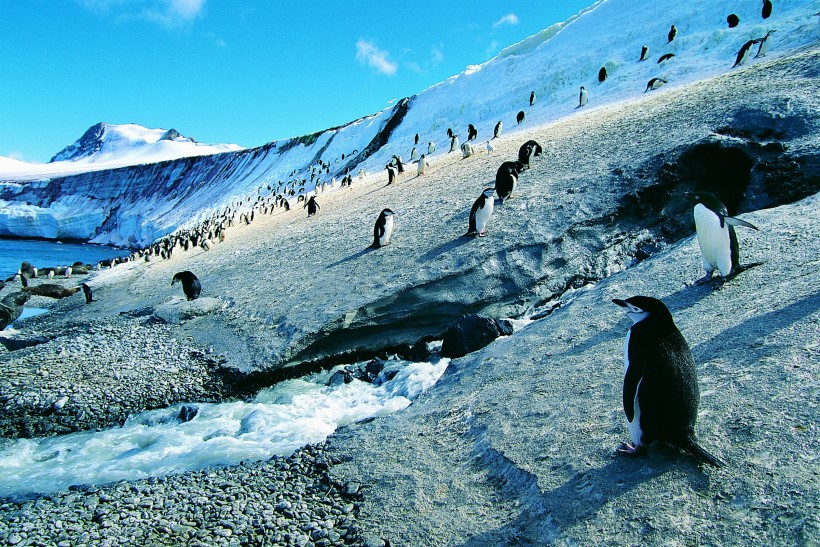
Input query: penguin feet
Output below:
<box><xmin>616</xmin><ymin>443</ymin><xmax>646</xmax><ymax>457</ymax></box>
<box><xmin>694</xmin><ymin>273</ymin><xmax>714</xmax><ymax>286</ymax></box>
<box><xmin>478</xmin><ymin>231</ymin><xmax>488</xmax><ymax>237</ymax></box>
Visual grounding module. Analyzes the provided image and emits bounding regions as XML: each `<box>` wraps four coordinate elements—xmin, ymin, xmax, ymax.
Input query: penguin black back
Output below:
<box><xmin>613</xmin><ymin>296</ymin><xmax>724</xmax><ymax>467</ymax></box>
<box><xmin>82</xmin><ymin>283</ymin><xmax>93</xmax><ymax>304</ymax></box>
<box><xmin>762</xmin><ymin>0</ymin><xmax>772</xmax><ymax>19</ymax></box>
<box><xmin>516</xmin><ymin>110</ymin><xmax>525</xmax><ymax>124</ymax></box>
<box><xmin>598</xmin><ymin>66</ymin><xmax>607</xmax><ymax>82</ymax></box>
<box><xmin>172</xmin><ymin>271</ymin><xmax>202</xmax><ymax>301</ymax></box>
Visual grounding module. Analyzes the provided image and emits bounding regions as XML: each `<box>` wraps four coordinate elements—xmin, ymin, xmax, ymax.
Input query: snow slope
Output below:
<box><xmin>0</xmin><ymin>0</ymin><xmax>817</xmax><ymax>246</ymax></box>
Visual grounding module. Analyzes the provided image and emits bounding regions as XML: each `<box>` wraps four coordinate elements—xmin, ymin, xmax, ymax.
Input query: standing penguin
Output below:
<box><xmin>427</xmin><ymin>141</ymin><xmax>436</xmax><ymax>155</ymax></box>
<box><xmin>414</xmin><ymin>133</ymin><xmax>419</xmax><ymax>145</ymax></box>
<box><xmin>733</xmin><ymin>39</ymin><xmax>760</xmax><ymax>67</ymax></box>
<box><xmin>466</xmin><ymin>188</ymin><xmax>496</xmax><ymax>237</ymax></box>
<box><xmin>65</xmin><ymin>266</ymin><xmax>72</xmax><ymax>279</ymax></box>
<box><xmin>461</xmin><ymin>142</ymin><xmax>474</xmax><ymax>159</ymax></box>
<box><xmin>410</xmin><ymin>147</ymin><xmax>418</xmax><ymax>161</ymax></box>
<box><xmin>762</xmin><ymin>0</ymin><xmax>772</xmax><ymax>19</ymax></box>
<box><xmin>417</xmin><ymin>154</ymin><xmax>429</xmax><ymax>176</ymax></box>
<box><xmin>495</xmin><ymin>161</ymin><xmax>525</xmax><ymax>204</ymax></box>
<box><xmin>392</xmin><ymin>155</ymin><xmax>405</xmax><ymax>174</ymax></box>
<box><xmin>612</xmin><ymin>296</ymin><xmax>724</xmax><ymax>467</ymax></box>
<box><xmin>172</xmin><ymin>271</ymin><xmax>201</xmax><ymax>301</ymax></box>
<box><xmin>304</xmin><ymin>196</ymin><xmax>320</xmax><ymax>217</ymax></box>
<box><xmin>517</xmin><ymin>140</ymin><xmax>543</xmax><ymax>169</ymax></box>
<box><xmin>598</xmin><ymin>66</ymin><xmax>607</xmax><ymax>82</ymax></box>
<box><xmin>467</xmin><ymin>124</ymin><xmax>478</xmax><ymax>141</ymax></box>
<box><xmin>755</xmin><ymin>30</ymin><xmax>777</xmax><ymax>57</ymax></box>
<box><xmin>529</xmin><ymin>91</ymin><xmax>536</xmax><ymax>106</ymax></box>
<box><xmin>668</xmin><ymin>25</ymin><xmax>677</xmax><ymax>43</ymax></box>
<box><xmin>727</xmin><ymin>14</ymin><xmax>740</xmax><ymax>28</ymax></box>
<box><xmin>485</xmin><ymin>140</ymin><xmax>495</xmax><ymax>154</ymax></box>
<box><xmin>516</xmin><ymin>111</ymin><xmax>525</xmax><ymax>124</ymax></box>
<box><xmin>450</xmin><ymin>134</ymin><xmax>460</xmax><ymax>153</ymax></box>
<box><xmin>372</xmin><ymin>209</ymin><xmax>396</xmax><ymax>248</ymax></box>
<box><xmin>386</xmin><ymin>165</ymin><xmax>397</xmax><ymax>185</ymax></box>
<box><xmin>639</xmin><ymin>45</ymin><xmax>650</xmax><ymax>61</ymax></box>
<box><xmin>578</xmin><ymin>86</ymin><xmax>588</xmax><ymax>107</ymax></box>
<box><xmin>645</xmin><ymin>78</ymin><xmax>668</xmax><ymax>92</ymax></box>
<box><xmin>493</xmin><ymin>121</ymin><xmax>503</xmax><ymax>139</ymax></box>
<box><xmin>82</xmin><ymin>283</ymin><xmax>93</xmax><ymax>304</ymax></box>
<box><xmin>688</xmin><ymin>191</ymin><xmax>758</xmax><ymax>284</ymax></box>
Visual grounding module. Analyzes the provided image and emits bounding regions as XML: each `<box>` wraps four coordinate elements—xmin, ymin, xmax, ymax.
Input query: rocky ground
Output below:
<box><xmin>0</xmin><ymin>46</ymin><xmax>818</xmax><ymax>545</ymax></box>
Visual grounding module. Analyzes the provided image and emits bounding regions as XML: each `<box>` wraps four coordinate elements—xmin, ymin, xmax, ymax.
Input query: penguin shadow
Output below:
<box><xmin>457</xmin><ymin>451</ymin><xmax>710</xmax><ymax>546</ymax></box>
<box><xmin>324</xmin><ymin>246</ymin><xmax>379</xmax><ymax>269</ymax></box>
<box><xmin>692</xmin><ymin>289</ymin><xmax>820</xmax><ymax>360</ymax></box>
<box><xmin>663</xmin><ymin>260</ymin><xmax>768</xmax><ymax>316</ymax></box>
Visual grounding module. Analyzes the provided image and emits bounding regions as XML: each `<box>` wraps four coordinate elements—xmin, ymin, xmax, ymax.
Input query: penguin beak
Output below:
<box><xmin>612</xmin><ymin>298</ymin><xmax>627</xmax><ymax>308</ymax></box>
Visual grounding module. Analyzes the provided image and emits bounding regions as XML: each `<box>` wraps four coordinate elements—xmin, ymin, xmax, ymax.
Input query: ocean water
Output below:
<box><xmin>0</xmin><ymin>356</ymin><xmax>450</xmax><ymax>498</ymax></box>
<box><xmin>0</xmin><ymin>238</ymin><xmax>128</xmax><ymax>280</ymax></box>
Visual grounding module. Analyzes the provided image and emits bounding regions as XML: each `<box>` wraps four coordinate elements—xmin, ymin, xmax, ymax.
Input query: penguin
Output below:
<box><xmin>598</xmin><ymin>66</ymin><xmax>607</xmax><ymax>82</ymax></box>
<box><xmin>727</xmin><ymin>14</ymin><xmax>740</xmax><ymax>28</ymax></box>
<box><xmin>467</xmin><ymin>124</ymin><xmax>478</xmax><ymax>141</ymax></box>
<box><xmin>639</xmin><ymin>45</ymin><xmax>650</xmax><ymax>61</ymax></box>
<box><xmin>427</xmin><ymin>141</ymin><xmax>436</xmax><ymax>155</ymax></box>
<box><xmin>417</xmin><ymin>154</ymin><xmax>428</xmax><ymax>176</ymax></box>
<box><xmin>358</xmin><ymin>168</ymin><xmax>365</xmax><ymax>180</ymax></box>
<box><xmin>493</xmin><ymin>121</ymin><xmax>503</xmax><ymax>139</ymax></box>
<box><xmin>466</xmin><ymin>188</ymin><xmax>496</xmax><ymax>237</ymax></box>
<box><xmin>65</xmin><ymin>266</ymin><xmax>72</xmax><ymax>279</ymax></box>
<box><xmin>372</xmin><ymin>209</ymin><xmax>395</xmax><ymax>248</ymax></box>
<box><xmin>517</xmin><ymin>140</ymin><xmax>543</xmax><ymax>169</ymax></box>
<box><xmin>13</xmin><ymin>270</ymin><xmax>21</xmax><ymax>284</ymax></box>
<box><xmin>386</xmin><ymin>164</ymin><xmax>397</xmax><ymax>185</ymax></box>
<box><xmin>645</xmin><ymin>78</ymin><xmax>667</xmax><ymax>92</ymax></box>
<box><xmin>688</xmin><ymin>191</ymin><xmax>758</xmax><ymax>284</ymax></box>
<box><xmin>578</xmin><ymin>86</ymin><xmax>588</xmax><ymax>107</ymax></box>
<box><xmin>304</xmin><ymin>196</ymin><xmax>320</xmax><ymax>217</ymax></box>
<box><xmin>755</xmin><ymin>30</ymin><xmax>776</xmax><ymax>57</ymax></box>
<box><xmin>450</xmin><ymin>135</ymin><xmax>460</xmax><ymax>153</ymax></box>
<box><xmin>529</xmin><ymin>91</ymin><xmax>536</xmax><ymax>106</ymax></box>
<box><xmin>48</xmin><ymin>270</ymin><xmax>54</xmax><ymax>279</ymax></box>
<box><xmin>414</xmin><ymin>133</ymin><xmax>419</xmax><ymax>145</ymax></box>
<box><xmin>82</xmin><ymin>283</ymin><xmax>93</xmax><ymax>304</ymax></box>
<box><xmin>658</xmin><ymin>53</ymin><xmax>675</xmax><ymax>63</ymax></box>
<box><xmin>392</xmin><ymin>155</ymin><xmax>404</xmax><ymax>174</ymax></box>
<box><xmin>762</xmin><ymin>0</ymin><xmax>772</xmax><ymax>19</ymax></box>
<box><xmin>733</xmin><ymin>39</ymin><xmax>760</xmax><ymax>67</ymax></box>
<box><xmin>667</xmin><ymin>25</ymin><xmax>677</xmax><ymax>43</ymax></box>
<box><xmin>461</xmin><ymin>142</ymin><xmax>474</xmax><ymax>159</ymax></box>
<box><xmin>447</xmin><ymin>128</ymin><xmax>453</xmax><ymax>138</ymax></box>
<box><xmin>516</xmin><ymin>111</ymin><xmax>525</xmax><ymax>124</ymax></box>
<box><xmin>410</xmin><ymin>146</ymin><xmax>419</xmax><ymax>161</ymax></box>
<box><xmin>612</xmin><ymin>296</ymin><xmax>724</xmax><ymax>467</ymax></box>
<box><xmin>485</xmin><ymin>140</ymin><xmax>494</xmax><ymax>154</ymax></box>
<box><xmin>495</xmin><ymin>161</ymin><xmax>525</xmax><ymax>204</ymax></box>
<box><xmin>172</xmin><ymin>271</ymin><xmax>201</xmax><ymax>301</ymax></box>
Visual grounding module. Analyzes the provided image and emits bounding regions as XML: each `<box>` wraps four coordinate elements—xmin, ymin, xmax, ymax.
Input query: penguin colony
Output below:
<box><xmin>4</xmin><ymin>5</ymin><xmax>797</xmax><ymax>468</ymax></box>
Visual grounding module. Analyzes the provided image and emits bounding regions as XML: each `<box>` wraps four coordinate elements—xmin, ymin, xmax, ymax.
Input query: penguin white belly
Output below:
<box><xmin>380</xmin><ymin>216</ymin><xmax>394</xmax><ymax>246</ymax></box>
<box><xmin>694</xmin><ymin>204</ymin><xmax>732</xmax><ymax>276</ymax></box>
<box><xmin>417</xmin><ymin>159</ymin><xmax>426</xmax><ymax>176</ymax></box>
<box><xmin>627</xmin><ymin>378</ymin><xmax>644</xmax><ymax>446</ymax></box>
<box><xmin>474</xmin><ymin>200</ymin><xmax>494</xmax><ymax>234</ymax></box>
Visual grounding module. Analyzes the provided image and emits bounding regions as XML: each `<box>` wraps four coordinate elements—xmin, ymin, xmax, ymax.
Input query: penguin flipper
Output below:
<box><xmin>682</xmin><ymin>438</ymin><xmax>725</xmax><ymax>467</ymax></box>
<box><xmin>724</xmin><ymin>216</ymin><xmax>759</xmax><ymax>230</ymax></box>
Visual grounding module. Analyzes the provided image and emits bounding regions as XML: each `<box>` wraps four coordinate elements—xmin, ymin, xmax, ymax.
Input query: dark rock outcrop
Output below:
<box><xmin>440</xmin><ymin>314</ymin><xmax>514</xmax><ymax>358</ymax></box>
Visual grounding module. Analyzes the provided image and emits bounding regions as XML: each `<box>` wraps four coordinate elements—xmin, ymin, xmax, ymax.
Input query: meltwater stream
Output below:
<box><xmin>0</xmin><ymin>357</ymin><xmax>449</xmax><ymax>498</ymax></box>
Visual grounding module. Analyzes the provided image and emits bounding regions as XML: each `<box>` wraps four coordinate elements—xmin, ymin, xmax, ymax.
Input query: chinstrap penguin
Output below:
<box><xmin>613</xmin><ymin>296</ymin><xmax>725</xmax><ymax>467</ymax></box>
<box><xmin>688</xmin><ymin>191</ymin><xmax>758</xmax><ymax>284</ymax></box>
<box><xmin>495</xmin><ymin>161</ymin><xmax>525</xmax><ymax>204</ymax></box>
<box><xmin>466</xmin><ymin>188</ymin><xmax>496</xmax><ymax>237</ymax></box>
<box><xmin>172</xmin><ymin>271</ymin><xmax>202</xmax><ymax>301</ymax></box>
<box><xmin>372</xmin><ymin>209</ymin><xmax>395</xmax><ymax>248</ymax></box>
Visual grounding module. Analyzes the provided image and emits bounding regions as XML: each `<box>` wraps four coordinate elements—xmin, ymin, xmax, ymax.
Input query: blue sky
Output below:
<box><xmin>1</xmin><ymin>0</ymin><xmax>595</xmax><ymax>164</ymax></box>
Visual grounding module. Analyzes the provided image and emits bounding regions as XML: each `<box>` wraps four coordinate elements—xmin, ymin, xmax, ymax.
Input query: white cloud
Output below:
<box><xmin>430</xmin><ymin>46</ymin><xmax>444</xmax><ymax>65</ymax></box>
<box><xmin>78</xmin><ymin>0</ymin><xmax>206</xmax><ymax>28</ymax></box>
<box><xmin>356</xmin><ymin>39</ymin><xmax>398</xmax><ymax>76</ymax></box>
<box><xmin>493</xmin><ymin>13</ymin><xmax>519</xmax><ymax>28</ymax></box>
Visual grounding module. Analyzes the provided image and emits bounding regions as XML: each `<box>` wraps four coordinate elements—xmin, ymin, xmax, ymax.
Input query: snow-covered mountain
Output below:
<box><xmin>50</xmin><ymin>122</ymin><xmax>241</xmax><ymax>164</ymax></box>
<box><xmin>0</xmin><ymin>0</ymin><xmax>817</xmax><ymax>247</ymax></box>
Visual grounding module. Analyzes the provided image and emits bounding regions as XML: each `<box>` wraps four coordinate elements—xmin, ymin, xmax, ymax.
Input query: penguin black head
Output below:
<box><xmin>380</xmin><ymin>208</ymin><xmax>395</xmax><ymax>217</ymax></box>
<box><xmin>82</xmin><ymin>283</ymin><xmax>93</xmax><ymax>304</ymax></box>
<box><xmin>612</xmin><ymin>296</ymin><xmax>673</xmax><ymax>325</ymax></box>
<box><xmin>482</xmin><ymin>187</ymin><xmax>495</xmax><ymax>198</ymax></box>
<box><xmin>686</xmin><ymin>191</ymin><xmax>726</xmax><ymax>212</ymax></box>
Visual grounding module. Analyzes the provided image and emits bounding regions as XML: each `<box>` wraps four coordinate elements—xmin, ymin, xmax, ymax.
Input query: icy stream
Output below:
<box><xmin>0</xmin><ymin>356</ymin><xmax>449</xmax><ymax>498</ymax></box>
